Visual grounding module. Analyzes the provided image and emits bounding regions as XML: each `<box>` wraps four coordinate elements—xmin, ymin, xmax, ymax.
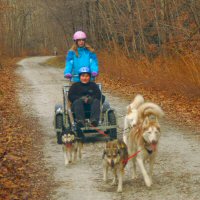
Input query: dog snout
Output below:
<box><xmin>152</xmin><ymin>140</ymin><xmax>157</xmax><ymax>145</ymax></box>
<box><xmin>111</xmin><ymin>160</ymin><xmax>115</xmax><ymax>168</ymax></box>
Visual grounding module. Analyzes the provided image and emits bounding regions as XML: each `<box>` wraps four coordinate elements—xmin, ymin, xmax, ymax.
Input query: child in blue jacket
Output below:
<box><xmin>64</xmin><ymin>31</ymin><xmax>99</xmax><ymax>82</ymax></box>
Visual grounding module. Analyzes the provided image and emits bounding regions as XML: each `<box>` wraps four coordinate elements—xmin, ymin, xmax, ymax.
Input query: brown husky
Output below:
<box><xmin>102</xmin><ymin>139</ymin><xmax>128</xmax><ymax>192</ymax></box>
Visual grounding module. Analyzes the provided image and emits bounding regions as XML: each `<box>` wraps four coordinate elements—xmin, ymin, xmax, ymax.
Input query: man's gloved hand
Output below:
<box><xmin>64</xmin><ymin>73</ymin><xmax>72</xmax><ymax>79</ymax></box>
<box><xmin>80</xmin><ymin>95</ymin><xmax>93</xmax><ymax>104</ymax></box>
<box><xmin>80</xmin><ymin>96</ymin><xmax>89</xmax><ymax>103</ymax></box>
<box><xmin>91</xmin><ymin>72</ymin><xmax>98</xmax><ymax>77</ymax></box>
<box><xmin>87</xmin><ymin>95</ymin><xmax>93</xmax><ymax>104</ymax></box>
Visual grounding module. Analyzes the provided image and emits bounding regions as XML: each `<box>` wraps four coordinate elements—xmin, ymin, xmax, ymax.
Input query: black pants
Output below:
<box><xmin>72</xmin><ymin>98</ymin><xmax>100</xmax><ymax>122</ymax></box>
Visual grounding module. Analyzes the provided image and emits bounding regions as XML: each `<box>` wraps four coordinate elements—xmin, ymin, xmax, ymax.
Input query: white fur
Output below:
<box><xmin>126</xmin><ymin>96</ymin><xmax>164</xmax><ymax>187</ymax></box>
<box><xmin>137</xmin><ymin>102</ymin><xmax>164</xmax><ymax>122</ymax></box>
<box><xmin>123</xmin><ymin>94</ymin><xmax>144</xmax><ymax>145</ymax></box>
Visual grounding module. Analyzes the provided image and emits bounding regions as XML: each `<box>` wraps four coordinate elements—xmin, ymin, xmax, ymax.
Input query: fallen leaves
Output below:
<box><xmin>98</xmin><ymin>73</ymin><xmax>200</xmax><ymax>134</ymax></box>
<box><xmin>0</xmin><ymin>57</ymin><xmax>52</xmax><ymax>199</ymax></box>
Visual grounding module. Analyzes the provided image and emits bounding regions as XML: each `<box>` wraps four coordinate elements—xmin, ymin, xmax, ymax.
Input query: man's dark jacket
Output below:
<box><xmin>68</xmin><ymin>82</ymin><xmax>101</xmax><ymax>103</ymax></box>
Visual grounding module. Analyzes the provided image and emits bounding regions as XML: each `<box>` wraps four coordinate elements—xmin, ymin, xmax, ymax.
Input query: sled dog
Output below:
<box><xmin>62</xmin><ymin>129</ymin><xmax>82</xmax><ymax>166</ymax></box>
<box><xmin>102</xmin><ymin>139</ymin><xmax>128</xmax><ymax>192</ymax></box>
<box><xmin>123</xmin><ymin>94</ymin><xmax>144</xmax><ymax>145</ymax></box>
<box><xmin>127</xmin><ymin>98</ymin><xmax>164</xmax><ymax>187</ymax></box>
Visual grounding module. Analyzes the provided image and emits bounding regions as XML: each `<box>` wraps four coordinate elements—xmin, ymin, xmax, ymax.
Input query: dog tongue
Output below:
<box><xmin>151</xmin><ymin>143</ymin><xmax>157</xmax><ymax>151</ymax></box>
<box><xmin>66</xmin><ymin>143</ymin><xmax>72</xmax><ymax>148</ymax></box>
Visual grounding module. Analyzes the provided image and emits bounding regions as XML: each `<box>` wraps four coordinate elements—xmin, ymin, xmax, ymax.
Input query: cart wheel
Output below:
<box><xmin>56</xmin><ymin>132</ymin><xmax>63</xmax><ymax>144</ymax></box>
<box><xmin>55</xmin><ymin>113</ymin><xmax>63</xmax><ymax>128</ymax></box>
<box><xmin>55</xmin><ymin>113</ymin><xmax>63</xmax><ymax>144</ymax></box>
<box><xmin>108</xmin><ymin>111</ymin><xmax>117</xmax><ymax>140</ymax></box>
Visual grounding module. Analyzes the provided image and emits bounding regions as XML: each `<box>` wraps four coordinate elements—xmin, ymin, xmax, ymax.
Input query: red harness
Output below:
<box><xmin>122</xmin><ymin>150</ymin><xmax>141</xmax><ymax>165</ymax></box>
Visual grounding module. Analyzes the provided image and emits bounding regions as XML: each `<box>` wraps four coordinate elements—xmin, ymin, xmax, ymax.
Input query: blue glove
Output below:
<box><xmin>64</xmin><ymin>73</ymin><xmax>72</xmax><ymax>79</ymax></box>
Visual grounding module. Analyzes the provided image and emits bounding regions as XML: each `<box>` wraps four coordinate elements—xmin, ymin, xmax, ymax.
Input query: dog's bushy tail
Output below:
<box><xmin>127</xmin><ymin>94</ymin><xmax>144</xmax><ymax>112</ymax></box>
<box><xmin>138</xmin><ymin>102</ymin><xmax>164</xmax><ymax>121</ymax></box>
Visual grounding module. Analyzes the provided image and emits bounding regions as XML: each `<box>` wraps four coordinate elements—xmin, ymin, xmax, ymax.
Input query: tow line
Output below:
<box><xmin>90</xmin><ymin>124</ymin><xmax>109</xmax><ymax>137</ymax></box>
<box><xmin>90</xmin><ymin>124</ymin><xmax>141</xmax><ymax>163</ymax></box>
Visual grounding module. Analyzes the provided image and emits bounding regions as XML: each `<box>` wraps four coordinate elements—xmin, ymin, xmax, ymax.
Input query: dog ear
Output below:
<box><xmin>127</xmin><ymin>105</ymin><xmax>132</xmax><ymax>114</ymax></box>
<box><xmin>155</xmin><ymin>117</ymin><xmax>160</xmax><ymax>126</ymax></box>
<box><xmin>71</xmin><ymin>135</ymin><xmax>75</xmax><ymax>140</ymax></box>
<box><xmin>102</xmin><ymin>150</ymin><xmax>106</xmax><ymax>159</ymax></box>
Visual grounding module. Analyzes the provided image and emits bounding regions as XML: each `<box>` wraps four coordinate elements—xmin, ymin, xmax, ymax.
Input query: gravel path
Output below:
<box><xmin>16</xmin><ymin>56</ymin><xmax>200</xmax><ymax>200</ymax></box>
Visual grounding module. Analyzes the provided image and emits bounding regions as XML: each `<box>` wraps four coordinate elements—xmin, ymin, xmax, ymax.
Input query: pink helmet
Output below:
<box><xmin>73</xmin><ymin>31</ymin><xmax>87</xmax><ymax>41</ymax></box>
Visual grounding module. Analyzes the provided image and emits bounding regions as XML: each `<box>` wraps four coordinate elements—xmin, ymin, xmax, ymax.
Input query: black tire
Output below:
<box><xmin>108</xmin><ymin>111</ymin><xmax>117</xmax><ymax>140</ymax></box>
<box><xmin>55</xmin><ymin>114</ymin><xmax>63</xmax><ymax>144</ymax></box>
<box><xmin>56</xmin><ymin>131</ymin><xmax>63</xmax><ymax>144</ymax></box>
<box><xmin>56</xmin><ymin>113</ymin><xmax>63</xmax><ymax>129</ymax></box>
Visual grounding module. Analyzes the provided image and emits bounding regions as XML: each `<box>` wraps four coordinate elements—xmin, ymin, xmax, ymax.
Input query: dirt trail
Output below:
<box><xmin>16</xmin><ymin>57</ymin><xmax>200</xmax><ymax>200</ymax></box>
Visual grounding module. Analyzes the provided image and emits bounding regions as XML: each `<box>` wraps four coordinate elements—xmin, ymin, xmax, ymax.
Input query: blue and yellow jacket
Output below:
<box><xmin>64</xmin><ymin>47</ymin><xmax>99</xmax><ymax>82</ymax></box>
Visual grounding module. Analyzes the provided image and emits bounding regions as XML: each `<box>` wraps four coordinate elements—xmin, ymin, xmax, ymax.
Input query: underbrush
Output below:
<box><xmin>98</xmin><ymin>50</ymin><xmax>200</xmax><ymax>98</ymax></box>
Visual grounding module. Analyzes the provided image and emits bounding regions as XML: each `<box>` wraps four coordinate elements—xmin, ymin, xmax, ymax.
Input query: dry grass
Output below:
<box><xmin>45</xmin><ymin>56</ymin><xmax>65</xmax><ymax>68</ymax></box>
<box><xmin>98</xmin><ymin>50</ymin><xmax>200</xmax><ymax>98</ymax></box>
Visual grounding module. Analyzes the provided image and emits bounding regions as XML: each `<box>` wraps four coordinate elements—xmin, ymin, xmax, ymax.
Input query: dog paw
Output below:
<box><xmin>111</xmin><ymin>181</ymin><xmax>117</xmax><ymax>186</ymax></box>
<box><xmin>103</xmin><ymin>178</ymin><xmax>108</xmax><ymax>183</ymax></box>
<box><xmin>117</xmin><ymin>187</ymin><xmax>122</xmax><ymax>193</ymax></box>
<box><xmin>65</xmin><ymin>162</ymin><xmax>69</xmax><ymax>166</ymax></box>
<box><xmin>145</xmin><ymin>177</ymin><xmax>152</xmax><ymax>187</ymax></box>
<box><xmin>132</xmin><ymin>174</ymin><xmax>138</xmax><ymax>180</ymax></box>
<box><xmin>131</xmin><ymin>172</ymin><xmax>138</xmax><ymax>180</ymax></box>
<box><xmin>103</xmin><ymin>175</ymin><xmax>107</xmax><ymax>182</ymax></box>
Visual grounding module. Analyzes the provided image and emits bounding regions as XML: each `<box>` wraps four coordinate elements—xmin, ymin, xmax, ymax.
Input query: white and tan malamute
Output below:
<box><xmin>126</xmin><ymin>96</ymin><xmax>164</xmax><ymax>187</ymax></box>
<box><xmin>123</xmin><ymin>94</ymin><xmax>144</xmax><ymax>145</ymax></box>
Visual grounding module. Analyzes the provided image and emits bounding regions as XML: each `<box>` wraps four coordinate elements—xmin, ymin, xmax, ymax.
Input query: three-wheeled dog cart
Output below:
<box><xmin>54</xmin><ymin>83</ymin><xmax>117</xmax><ymax>144</ymax></box>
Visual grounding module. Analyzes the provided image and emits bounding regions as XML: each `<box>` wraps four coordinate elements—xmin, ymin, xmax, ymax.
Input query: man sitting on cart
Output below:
<box><xmin>68</xmin><ymin>67</ymin><xmax>102</xmax><ymax>128</ymax></box>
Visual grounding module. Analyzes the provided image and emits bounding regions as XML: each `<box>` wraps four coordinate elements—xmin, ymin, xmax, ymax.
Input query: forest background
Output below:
<box><xmin>0</xmin><ymin>0</ymin><xmax>200</xmax><ymax>96</ymax></box>
<box><xmin>0</xmin><ymin>1</ymin><xmax>199</xmax><ymax>198</ymax></box>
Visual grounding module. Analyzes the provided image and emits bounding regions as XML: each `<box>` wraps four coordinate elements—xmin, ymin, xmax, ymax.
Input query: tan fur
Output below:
<box><xmin>67</xmin><ymin>101</ymin><xmax>72</xmax><ymax>108</ymax></box>
<box><xmin>127</xmin><ymin>105</ymin><xmax>132</xmax><ymax>115</ymax></box>
<box><xmin>123</xmin><ymin>94</ymin><xmax>145</xmax><ymax>145</ymax></box>
<box><xmin>62</xmin><ymin>133</ymin><xmax>83</xmax><ymax>166</ymax></box>
<box><xmin>102</xmin><ymin>139</ymin><xmax>128</xmax><ymax>192</ymax></box>
<box><xmin>127</xmin><ymin>96</ymin><xmax>164</xmax><ymax>187</ymax></box>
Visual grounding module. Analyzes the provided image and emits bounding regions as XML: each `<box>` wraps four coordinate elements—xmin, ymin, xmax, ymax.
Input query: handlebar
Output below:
<box><xmin>64</xmin><ymin>74</ymin><xmax>96</xmax><ymax>81</ymax></box>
